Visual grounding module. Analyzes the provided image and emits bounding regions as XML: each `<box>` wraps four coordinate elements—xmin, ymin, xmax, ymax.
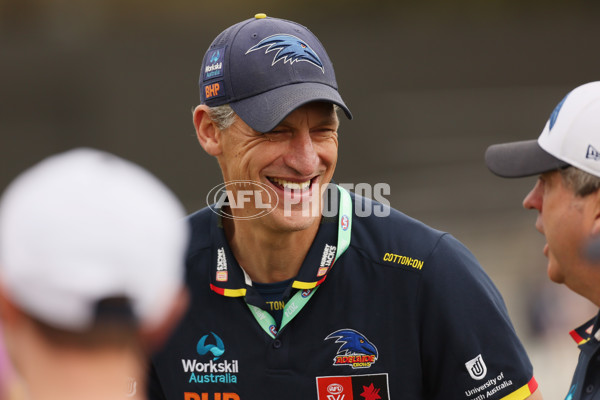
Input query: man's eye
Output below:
<box><xmin>263</xmin><ymin>130</ymin><xmax>290</xmax><ymax>141</ymax></box>
<box><xmin>313</xmin><ymin>129</ymin><xmax>336</xmax><ymax>136</ymax></box>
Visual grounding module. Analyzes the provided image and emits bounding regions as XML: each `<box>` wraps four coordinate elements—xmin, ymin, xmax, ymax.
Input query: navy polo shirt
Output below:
<box><xmin>149</xmin><ymin>192</ymin><xmax>536</xmax><ymax>400</ymax></box>
<box><xmin>564</xmin><ymin>312</ymin><xmax>600</xmax><ymax>400</ymax></box>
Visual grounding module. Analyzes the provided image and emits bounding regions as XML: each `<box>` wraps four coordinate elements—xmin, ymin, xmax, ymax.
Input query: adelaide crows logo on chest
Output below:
<box><xmin>325</xmin><ymin>329</ymin><xmax>378</xmax><ymax>369</ymax></box>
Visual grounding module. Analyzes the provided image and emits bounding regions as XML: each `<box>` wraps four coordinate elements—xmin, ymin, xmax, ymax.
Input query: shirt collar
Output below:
<box><xmin>569</xmin><ymin>310</ymin><xmax>600</xmax><ymax>346</ymax></box>
<box><xmin>208</xmin><ymin>211</ymin><xmax>339</xmax><ymax>298</ymax></box>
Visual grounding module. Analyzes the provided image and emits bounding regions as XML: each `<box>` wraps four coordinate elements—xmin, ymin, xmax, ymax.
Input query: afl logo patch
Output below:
<box><xmin>341</xmin><ymin>214</ymin><xmax>349</xmax><ymax>231</ymax></box>
<box><xmin>327</xmin><ymin>383</ymin><xmax>343</xmax><ymax>395</ymax></box>
<box><xmin>316</xmin><ymin>373</ymin><xmax>390</xmax><ymax>400</ymax></box>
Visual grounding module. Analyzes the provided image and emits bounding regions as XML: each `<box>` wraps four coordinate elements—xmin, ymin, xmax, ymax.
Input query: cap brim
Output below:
<box><xmin>485</xmin><ymin>139</ymin><xmax>570</xmax><ymax>178</ymax></box>
<box><xmin>229</xmin><ymin>82</ymin><xmax>352</xmax><ymax>133</ymax></box>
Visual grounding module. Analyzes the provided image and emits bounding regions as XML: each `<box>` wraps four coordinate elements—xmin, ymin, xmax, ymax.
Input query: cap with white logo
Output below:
<box><xmin>199</xmin><ymin>13</ymin><xmax>352</xmax><ymax>133</ymax></box>
<box><xmin>485</xmin><ymin>81</ymin><xmax>600</xmax><ymax>178</ymax></box>
<box><xmin>0</xmin><ymin>148</ymin><xmax>189</xmax><ymax>331</ymax></box>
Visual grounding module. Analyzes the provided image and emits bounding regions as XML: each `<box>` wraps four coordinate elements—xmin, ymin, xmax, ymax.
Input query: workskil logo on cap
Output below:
<box><xmin>246</xmin><ymin>34</ymin><xmax>325</xmax><ymax>73</ymax></box>
<box><xmin>325</xmin><ymin>329</ymin><xmax>378</xmax><ymax>369</ymax></box>
<box><xmin>204</xmin><ymin>47</ymin><xmax>225</xmax><ymax>80</ymax></box>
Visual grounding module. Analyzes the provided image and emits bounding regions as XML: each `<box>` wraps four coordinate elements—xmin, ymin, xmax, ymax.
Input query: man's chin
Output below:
<box><xmin>268</xmin><ymin>208</ymin><xmax>321</xmax><ymax>232</ymax></box>
<box><xmin>546</xmin><ymin>261</ymin><xmax>565</xmax><ymax>284</ymax></box>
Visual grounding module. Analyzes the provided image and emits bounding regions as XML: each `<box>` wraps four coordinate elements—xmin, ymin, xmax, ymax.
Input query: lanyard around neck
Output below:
<box><xmin>246</xmin><ymin>185</ymin><xmax>352</xmax><ymax>338</ymax></box>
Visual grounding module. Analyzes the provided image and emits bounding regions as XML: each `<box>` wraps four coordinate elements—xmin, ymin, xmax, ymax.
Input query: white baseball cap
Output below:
<box><xmin>485</xmin><ymin>81</ymin><xmax>600</xmax><ymax>178</ymax></box>
<box><xmin>0</xmin><ymin>148</ymin><xmax>189</xmax><ymax>331</ymax></box>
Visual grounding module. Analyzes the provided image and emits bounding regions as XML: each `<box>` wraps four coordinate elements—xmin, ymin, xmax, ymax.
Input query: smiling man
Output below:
<box><xmin>195</xmin><ymin>101</ymin><xmax>340</xmax><ymax>283</ymax></box>
<box><xmin>485</xmin><ymin>81</ymin><xmax>600</xmax><ymax>400</ymax></box>
<box><xmin>148</xmin><ymin>14</ymin><xmax>541</xmax><ymax>400</ymax></box>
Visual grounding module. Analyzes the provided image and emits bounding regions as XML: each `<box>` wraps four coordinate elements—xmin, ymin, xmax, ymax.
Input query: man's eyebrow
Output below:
<box><xmin>275</xmin><ymin>115</ymin><xmax>338</xmax><ymax>129</ymax></box>
<box><xmin>314</xmin><ymin>113</ymin><xmax>340</xmax><ymax>126</ymax></box>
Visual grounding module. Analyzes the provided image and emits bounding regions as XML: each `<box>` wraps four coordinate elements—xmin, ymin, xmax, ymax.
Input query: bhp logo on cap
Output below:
<box><xmin>204</xmin><ymin>82</ymin><xmax>224</xmax><ymax>100</ymax></box>
<box><xmin>246</xmin><ymin>34</ymin><xmax>325</xmax><ymax>73</ymax></box>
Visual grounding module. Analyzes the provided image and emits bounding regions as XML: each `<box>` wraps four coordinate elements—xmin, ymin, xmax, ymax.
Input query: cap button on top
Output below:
<box><xmin>254</xmin><ymin>13</ymin><xmax>267</xmax><ymax>19</ymax></box>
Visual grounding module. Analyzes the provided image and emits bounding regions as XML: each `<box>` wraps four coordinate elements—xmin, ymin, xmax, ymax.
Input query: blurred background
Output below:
<box><xmin>1</xmin><ymin>1</ymin><xmax>600</xmax><ymax>398</ymax></box>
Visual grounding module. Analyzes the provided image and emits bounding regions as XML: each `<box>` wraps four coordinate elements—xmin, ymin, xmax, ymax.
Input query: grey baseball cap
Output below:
<box><xmin>485</xmin><ymin>139</ymin><xmax>568</xmax><ymax>178</ymax></box>
<box><xmin>199</xmin><ymin>13</ymin><xmax>352</xmax><ymax>133</ymax></box>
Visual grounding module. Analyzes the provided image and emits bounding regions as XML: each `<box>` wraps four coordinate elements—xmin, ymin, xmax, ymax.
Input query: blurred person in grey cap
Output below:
<box><xmin>149</xmin><ymin>13</ymin><xmax>541</xmax><ymax>400</ymax></box>
<box><xmin>485</xmin><ymin>81</ymin><xmax>600</xmax><ymax>400</ymax></box>
<box><xmin>0</xmin><ymin>148</ymin><xmax>190</xmax><ymax>400</ymax></box>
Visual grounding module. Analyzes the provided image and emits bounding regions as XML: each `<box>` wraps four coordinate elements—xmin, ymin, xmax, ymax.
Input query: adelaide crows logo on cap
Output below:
<box><xmin>325</xmin><ymin>329</ymin><xmax>378</xmax><ymax>369</ymax></box>
<box><xmin>246</xmin><ymin>34</ymin><xmax>325</xmax><ymax>73</ymax></box>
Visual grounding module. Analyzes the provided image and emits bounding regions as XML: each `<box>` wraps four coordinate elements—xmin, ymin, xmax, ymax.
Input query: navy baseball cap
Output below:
<box><xmin>199</xmin><ymin>13</ymin><xmax>352</xmax><ymax>133</ymax></box>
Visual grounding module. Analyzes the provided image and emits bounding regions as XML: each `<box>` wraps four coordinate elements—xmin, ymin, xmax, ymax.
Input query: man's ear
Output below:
<box><xmin>193</xmin><ymin>105</ymin><xmax>222</xmax><ymax>156</ymax></box>
<box><xmin>590</xmin><ymin>190</ymin><xmax>600</xmax><ymax>236</ymax></box>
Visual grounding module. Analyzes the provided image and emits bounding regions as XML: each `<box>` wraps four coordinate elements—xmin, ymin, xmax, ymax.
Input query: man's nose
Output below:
<box><xmin>523</xmin><ymin>180</ymin><xmax>542</xmax><ymax>211</ymax></box>
<box><xmin>285</xmin><ymin>131</ymin><xmax>319</xmax><ymax>176</ymax></box>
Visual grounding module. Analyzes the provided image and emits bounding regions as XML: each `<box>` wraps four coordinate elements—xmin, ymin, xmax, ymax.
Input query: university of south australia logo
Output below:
<box><xmin>465</xmin><ymin>354</ymin><xmax>487</xmax><ymax>380</ymax></box>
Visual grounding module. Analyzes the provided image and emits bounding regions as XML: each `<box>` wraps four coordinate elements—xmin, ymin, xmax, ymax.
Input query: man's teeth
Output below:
<box><xmin>270</xmin><ymin>177</ymin><xmax>311</xmax><ymax>190</ymax></box>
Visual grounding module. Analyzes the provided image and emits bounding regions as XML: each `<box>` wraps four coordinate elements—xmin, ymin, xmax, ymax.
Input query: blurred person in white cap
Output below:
<box><xmin>0</xmin><ymin>148</ymin><xmax>189</xmax><ymax>400</ymax></box>
<box><xmin>485</xmin><ymin>81</ymin><xmax>600</xmax><ymax>400</ymax></box>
